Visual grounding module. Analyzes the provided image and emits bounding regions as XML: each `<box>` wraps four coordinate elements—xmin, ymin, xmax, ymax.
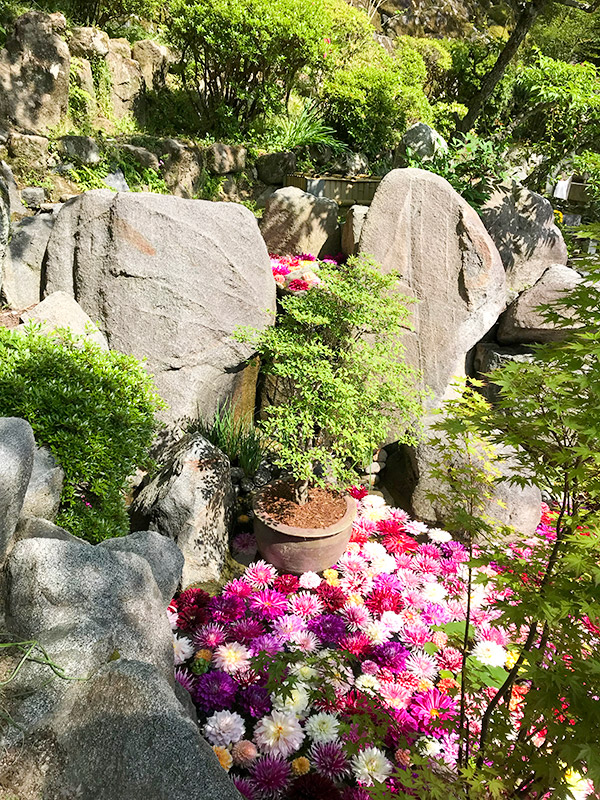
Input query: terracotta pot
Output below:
<box><xmin>252</xmin><ymin>488</ymin><xmax>357</xmax><ymax>574</ymax></box>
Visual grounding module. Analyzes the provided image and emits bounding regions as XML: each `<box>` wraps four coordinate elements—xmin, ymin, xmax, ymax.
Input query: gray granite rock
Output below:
<box><xmin>0</xmin><ymin>417</ymin><xmax>35</xmax><ymax>562</ymax></box>
<box><xmin>260</xmin><ymin>185</ymin><xmax>340</xmax><ymax>258</ymax></box>
<box><xmin>21</xmin><ymin>444</ymin><xmax>63</xmax><ymax>521</ymax></box>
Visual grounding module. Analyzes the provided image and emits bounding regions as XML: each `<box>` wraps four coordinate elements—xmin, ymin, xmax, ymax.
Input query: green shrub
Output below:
<box><xmin>236</xmin><ymin>256</ymin><xmax>425</xmax><ymax>503</ymax></box>
<box><xmin>321</xmin><ymin>44</ymin><xmax>433</xmax><ymax>157</ymax></box>
<box><xmin>398</xmin><ymin>35</ymin><xmax>452</xmax><ymax>97</ymax></box>
<box><xmin>270</xmin><ymin>101</ymin><xmax>347</xmax><ymax>153</ymax></box>
<box><xmin>0</xmin><ymin>327</ymin><xmax>164</xmax><ymax>543</ymax></box>
<box><xmin>168</xmin><ymin>0</ymin><xmax>334</xmax><ymax>137</ymax></box>
<box><xmin>40</xmin><ymin>0</ymin><xmax>160</xmax><ymax>27</ymax></box>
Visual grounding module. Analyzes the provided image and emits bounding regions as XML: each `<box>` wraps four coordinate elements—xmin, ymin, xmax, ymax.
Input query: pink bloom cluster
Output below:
<box><xmin>270</xmin><ymin>253</ymin><xmax>332</xmax><ymax>292</ymax></box>
<box><xmin>169</xmin><ymin>497</ymin><xmax>597</xmax><ymax>799</ymax></box>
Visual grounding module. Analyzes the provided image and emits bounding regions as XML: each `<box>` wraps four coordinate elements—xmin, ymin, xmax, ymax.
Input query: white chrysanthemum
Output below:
<box><xmin>380</xmin><ymin>610</ymin><xmax>404</xmax><ymax>633</ymax></box>
<box><xmin>299</xmin><ymin>571</ymin><xmax>321</xmax><ymax>589</ymax></box>
<box><xmin>469</xmin><ymin>583</ymin><xmax>487</xmax><ymax>609</ymax></box>
<box><xmin>172</xmin><ymin>634</ymin><xmax>194</xmax><ymax>665</ymax></box>
<box><xmin>167</xmin><ymin>604</ymin><xmax>179</xmax><ymax>631</ymax></box>
<box><xmin>428</xmin><ymin>527</ymin><xmax>453</xmax><ymax>543</ymax></box>
<box><xmin>273</xmin><ymin>683</ymin><xmax>310</xmax><ymax>717</ymax></box>
<box><xmin>362</xmin><ymin>541</ymin><xmax>387</xmax><ymax>561</ymax></box>
<box><xmin>364</xmin><ymin>619</ymin><xmax>393</xmax><ymax>645</ymax></box>
<box><xmin>355</xmin><ymin>674</ymin><xmax>381</xmax><ymax>693</ymax></box>
<box><xmin>290</xmin><ymin>662</ymin><xmax>319</xmax><ymax>682</ymax></box>
<box><xmin>420</xmin><ymin>579</ymin><xmax>447</xmax><ymax>604</ymax></box>
<box><xmin>203</xmin><ymin>710</ymin><xmax>245</xmax><ymax>746</ymax></box>
<box><xmin>351</xmin><ymin>747</ymin><xmax>393</xmax><ymax>786</ymax></box>
<box><xmin>471</xmin><ymin>640</ymin><xmax>507</xmax><ymax>668</ymax></box>
<box><xmin>361</xmin><ymin>495</ymin><xmax>387</xmax><ymax>509</ymax></box>
<box><xmin>418</xmin><ymin>738</ymin><xmax>443</xmax><ymax>758</ymax></box>
<box><xmin>213</xmin><ymin>642</ymin><xmax>251</xmax><ymax>674</ymax></box>
<box><xmin>254</xmin><ymin>710</ymin><xmax>305</xmax><ymax>757</ymax></box>
<box><xmin>304</xmin><ymin>712</ymin><xmax>340</xmax><ymax>743</ymax></box>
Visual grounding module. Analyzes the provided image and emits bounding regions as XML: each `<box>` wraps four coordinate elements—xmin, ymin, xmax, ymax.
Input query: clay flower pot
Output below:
<box><xmin>252</xmin><ymin>488</ymin><xmax>357</xmax><ymax>575</ymax></box>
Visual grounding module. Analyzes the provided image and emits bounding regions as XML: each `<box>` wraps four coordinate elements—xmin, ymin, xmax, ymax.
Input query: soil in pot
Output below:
<box><xmin>256</xmin><ymin>482</ymin><xmax>346</xmax><ymax>528</ymax></box>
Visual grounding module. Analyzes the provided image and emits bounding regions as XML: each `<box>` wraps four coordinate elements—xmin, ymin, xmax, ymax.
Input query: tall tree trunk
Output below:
<box><xmin>458</xmin><ymin>0</ymin><xmax>550</xmax><ymax>134</ymax></box>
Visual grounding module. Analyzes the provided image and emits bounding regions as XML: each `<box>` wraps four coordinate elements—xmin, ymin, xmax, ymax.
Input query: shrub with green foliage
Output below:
<box><xmin>0</xmin><ymin>327</ymin><xmax>164</xmax><ymax>543</ymax></box>
<box><xmin>236</xmin><ymin>256</ymin><xmax>425</xmax><ymax>504</ymax></box>
<box><xmin>169</xmin><ymin>0</ymin><xmax>333</xmax><ymax>136</ymax></box>
<box><xmin>39</xmin><ymin>0</ymin><xmax>160</xmax><ymax>27</ymax></box>
<box><xmin>270</xmin><ymin>101</ymin><xmax>347</xmax><ymax>153</ymax></box>
<box><xmin>321</xmin><ymin>42</ymin><xmax>433</xmax><ymax>157</ymax></box>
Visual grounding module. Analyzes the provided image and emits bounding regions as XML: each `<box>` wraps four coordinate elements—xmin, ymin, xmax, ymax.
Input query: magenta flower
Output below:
<box><xmin>251</xmin><ymin>755</ymin><xmax>291</xmax><ymax>799</ymax></box>
<box><xmin>310</xmin><ymin>741</ymin><xmax>349</xmax><ymax>780</ymax></box>
<box><xmin>249</xmin><ymin>589</ymin><xmax>288</xmax><ymax>620</ymax></box>
<box><xmin>410</xmin><ymin>688</ymin><xmax>457</xmax><ymax>727</ymax></box>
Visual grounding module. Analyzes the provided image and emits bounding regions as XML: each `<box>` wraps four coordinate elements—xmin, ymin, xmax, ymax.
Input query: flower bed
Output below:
<box><xmin>270</xmin><ymin>253</ymin><xmax>336</xmax><ymax>292</ymax></box>
<box><xmin>169</xmin><ymin>493</ymin><xmax>597</xmax><ymax>799</ymax></box>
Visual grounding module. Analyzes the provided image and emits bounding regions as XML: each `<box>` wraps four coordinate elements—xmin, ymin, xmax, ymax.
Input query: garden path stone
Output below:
<box><xmin>42</xmin><ymin>190</ymin><xmax>275</xmax><ymax>428</ymax></box>
<box><xmin>130</xmin><ymin>434</ymin><xmax>236</xmax><ymax>588</ymax></box>
<box><xmin>99</xmin><ymin>530</ymin><xmax>184</xmax><ymax>603</ymax></box>
<box><xmin>21</xmin><ymin>444</ymin><xmax>63</xmax><ymax>521</ymax></box>
<box><xmin>0</xmin><ymin>416</ymin><xmax>35</xmax><ymax>563</ymax></box>
<box><xmin>497</xmin><ymin>264</ymin><xmax>582</xmax><ymax>344</ymax></box>
<box><xmin>481</xmin><ymin>182</ymin><xmax>568</xmax><ymax>294</ymax></box>
<box><xmin>260</xmin><ymin>185</ymin><xmax>341</xmax><ymax>258</ymax></box>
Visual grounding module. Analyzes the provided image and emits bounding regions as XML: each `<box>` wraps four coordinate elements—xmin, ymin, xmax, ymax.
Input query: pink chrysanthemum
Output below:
<box><xmin>337</xmin><ymin>552</ymin><xmax>368</xmax><ymax>575</ymax></box>
<box><xmin>400</xmin><ymin>622</ymin><xmax>431</xmax><ymax>648</ymax></box>
<box><xmin>348</xmin><ymin>485</ymin><xmax>369</xmax><ymax>500</ymax></box>
<box><xmin>365</xmin><ymin>587</ymin><xmax>404</xmax><ymax>615</ymax></box>
<box><xmin>272</xmin><ymin>614</ymin><xmax>307</xmax><ymax>639</ymax></box>
<box><xmin>410</xmin><ymin>688</ymin><xmax>457</xmax><ymax>724</ymax></box>
<box><xmin>477</xmin><ymin>624</ymin><xmax>510</xmax><ymax>646</ymax></box>
<box><xmin>395</xmin><ymin>569</ymin><xmax>423</xmax><ymax>590</ymax></box>
<box><xmin>412</xmin><ymin>554</ymin><xmax>442</xmax><ymax>575</ymax></box>
<box><xmin>229</xmin><ymin>618</ymin><xmax>266</xmax><ymax>643</ymax></box>
<box><xmin>213</xmin><ymin>642</ymin><xmax>251</xmax><ymax>674</ymax></box>
<box><xmin>342</xmin><ymin>604</ymin><xmax>371</xmax><ymax>631</ymax></box>
<box><xmin>350</xmin><ymin>518</ymin><xmax>377</xmax><ymax>544</ymax></box>
<box><xmin>193</xmin><ymin>623</ymin><xmax>227</xmax><ymax>649</ymax></box>
<box><xmin>405</xmin><ymin>651</ymin><xmax>438</xmax><ymax>681</ymax></box>
<box><xmin>223</xmin><ymin>578</ymin><xmax>255</xmax><ymax>598</ymax></box>
<box><xmin>417</xmin><ymin>543</ymin><xmax>442</xmax><ymax>559</ymax></box>
<box><xmin>244</xmin><ymin>560</ymin><xmax>277</xmax><ymax>589</ymax></box>
<box><xmin>299</xmin><ymin>571</ymin><xmax>321</xmax><ymax>589</ymax></box>
<box><xmin>290</xmin><ymin>630</ymin><xmax>320</xmax><ymax>652</ymax></box>
<box><xmin>404</xmin><ymin>520</ymin><xmax>429</xmax><ymax>536</ymax></box>
<box><xmin>339</xmin><ymin>633</ymin><xmax>373</xmax><ymax>656</ymax></box>
<box><xmin>436</xmin><ymin>646</ymin><xmax>464</xmax><ymax>672</ymax></box>
<box><xmin>288</xmin><ymin>591</ymin><xmax>324</xmax><ymax>618</ymax></box>
<box><xmin>379</xmin><ymin>681</ymin><xmax>414</xmax><ymax>710</ymax></box>
<box><xmin>249</xmin><ymin>589</ymin><xmax>288</xmax><ymax>620</ymax></box>
<box><xmin>174</xmin><ymin>667</ymin><xmax>195</xmax><ymax>693</ymax></box>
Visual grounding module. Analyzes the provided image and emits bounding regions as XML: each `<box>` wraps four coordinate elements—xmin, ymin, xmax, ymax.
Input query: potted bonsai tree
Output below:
<box><xmin>236</xmin><ymin>254</ymin><xmax>425</xmax><ymax>573</ymax></box>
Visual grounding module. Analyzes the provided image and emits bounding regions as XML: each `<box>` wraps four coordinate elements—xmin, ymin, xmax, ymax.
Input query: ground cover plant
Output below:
<box><xmin>0</xmin><ymin>326</ymin><xmax>163</xmax><ymax>542</ymax></box>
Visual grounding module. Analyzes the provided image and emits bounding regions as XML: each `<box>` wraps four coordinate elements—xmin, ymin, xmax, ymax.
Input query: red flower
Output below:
<box><xmin>348</xmin><ymin>485</ymin><xmax>369</xmax><ymax>500</ymax></box>
<box><xmin>273</xmin><ymin>574</ymin><xmax>300</xmax><ymax>594</ymax></box>
<box><xmin>288</xmin><ymin>279</ymin><xmax>310</xmax><ymax>292</ymax></box>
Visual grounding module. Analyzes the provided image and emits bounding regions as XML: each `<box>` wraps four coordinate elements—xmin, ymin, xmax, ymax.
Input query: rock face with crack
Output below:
<box><xmin>42</xmin><ymin>190</ymin><xmax>276</xmax><ymax>426</ymax></box>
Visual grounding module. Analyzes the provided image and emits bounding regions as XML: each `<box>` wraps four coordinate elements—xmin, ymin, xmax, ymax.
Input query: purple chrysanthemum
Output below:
<box><xmin>249</xmin><ymin>589</ymin><xmax>288</xmax><ymax>620</ymax></box>
<box><xmin>370</xmin><ymin>642</ymin><xmax>408</xmax><ymax>673</ymax></box>
<box><xmin>249</xmin><ymin>634</ymin><xmax>284</xmax><ymax>657</ymax></box>
<box><xmin>229</xmin><ymin>618</ymin><xmax>266</xmax><ymax>643</ymax></box>
<box><xmin>193</xmin><ymin>622</ymin><xmax>228</xmax><ymax>649</ymax></box>
<box><xmin>238</xmin><ymin>684</ymin><xmax>272</xmax><ymax>718</ymax></box>
<box><xmin>232</xmin><ymin>776</ymin><xmax>257</xmax><ymax>800</ymax></box>
<box><xmin>307</xmin><ymin>614</ymin><xmax>347</xmax><ymax>646</ymax></box>
<box><xmin>309</xmin><ymin>741</ymin><xmax>350</xmax><ymax>781</ymax></box>
<box><xmin>341</xmin><ymin>787</ymin><xmax>371</xmax><ymax>800</ymax></box>
<box><xmin>174</xmin><ymin>667</ymin><xmax>195</xmax><ymax>693</ymax></box>
<box><xmin>193</xmin><ymin>670</ymin><xmax>237</xmax><ymax>713</ymax></box>
<box><xmin>207</xmin><ymin>594</ymin><xmax>247</xmax><ymax>622</ymax></box>
<box><xmin>422</xmin><ymin>601</ymin><xmax>452</xmax><ymax>626</ymax></box>
<box><xmin>251</xmin><ymin>755</ymin><xmax>291</xmax><ymax>799</ymax></box>
<box><xmin>287</xmin><ymin>773</ymin><xmax>342</xmax><ymax>800</ymax></box>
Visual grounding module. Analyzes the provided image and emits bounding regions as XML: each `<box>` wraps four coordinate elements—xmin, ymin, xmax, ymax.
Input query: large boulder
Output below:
<box><xmin>1</xmin><ymin>212</ymin><xmax>55</xmax><ymax>308</ymax></box>
<box><xmin>256</xmin><ymin>151</ymin><xmax>296</xmax><ymax>185</ymax></box>
<box><xmin>205</xmin><ymin>142</ymin><xmax>246</xmax><ymax>175</ymax></box>
<box><xmin>99</xmin><ymin>530</ymin><xmax>184</xmax><ymax>603</ymax></box>
<box><xmin>19</xmin><ymin>290</ymin><xmax>109</xmax><ymax>349</ymax></box>
<box><xmin>130</xmin><ymin>434</ymin><xmax>235</xmax><ymax>588</ymax></box>
<box><xmin>5</xmin><ymin>536</ymin><xmax>174</xmax><ymax>680</ymax></box>
<box><xmin>21</xmin><ymin>444</ymin><xmax>63</xmax><ymax>521</ymax></box>
<box><xmin>0</xmin><ymin>659</ymin><xmax>243</xmax><ymax>800</ymax></box>
<box><xmin>394</xmin><ymin>122</ymin><xmax>448</xmax><ymax>166</ymax></box>
<box><xmin>160</xmin><ymin>139</ymin><xmax>204</xmax><ymax>198</ymax></box>
<box><xmin>58</xmin><ymin>134</ymin><xmax>101</xmax><ymax>164</ymax></box>
<box><xmin>0</xmin><ymin>417</ymin><xmax>35</xmax><ymax>562</ymax></box>
<box><xmin>132</xmin><ymin>39</ymin><xmax>170</xmax><ymax>91</ymax></box>
<box><xmin>8</xmin><ymin>132</ymin><xmax>49</xmax><ymax>172</ymax></box>
<box><xmin>341</xmin><ymin>204</ymin><xmax>368</xmax><ymax>258</ymax></box>
<box><xmin>481</xmin><ymin>182</ymin><xmax>568</xmax><ymax>294</ymax></box>
<box><xmin>260</xmin><ymin>185</ymin><xmax>341</xmax><ymax>257</ymax></box>
<box><xmin>68</xmin><ymin>26</ymin><xmax>110</xmax><ymax>59</ymax></box>
<box><xmin>359</xmin><ymin>168</ymin><xmax>507</xmax><ymax>410</ymax></box>
<box><xmin>42</xmin><ymin>191</ymin><xmax>276</xmax><ymax>426</ymax></box>
<box><xmin>497</xmin><ymin>264</ymin><xmax>582</xmax><ymax>344</ymax></box>
<box><xmin>106</xmin><ymin>40</ymin><xmax>144</xmax><ymax>119</ymax></box>
<box><xmin>0</xmin><ymin>11</ymin><xmax>70</xmax><ymax>133</ymax></box>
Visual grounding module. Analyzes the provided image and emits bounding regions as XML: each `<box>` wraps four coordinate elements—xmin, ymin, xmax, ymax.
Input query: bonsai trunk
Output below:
<box><xmin>294</xmin><ymin>479</ymin><xmax>310</xmax><ymax>505</ymax></box>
